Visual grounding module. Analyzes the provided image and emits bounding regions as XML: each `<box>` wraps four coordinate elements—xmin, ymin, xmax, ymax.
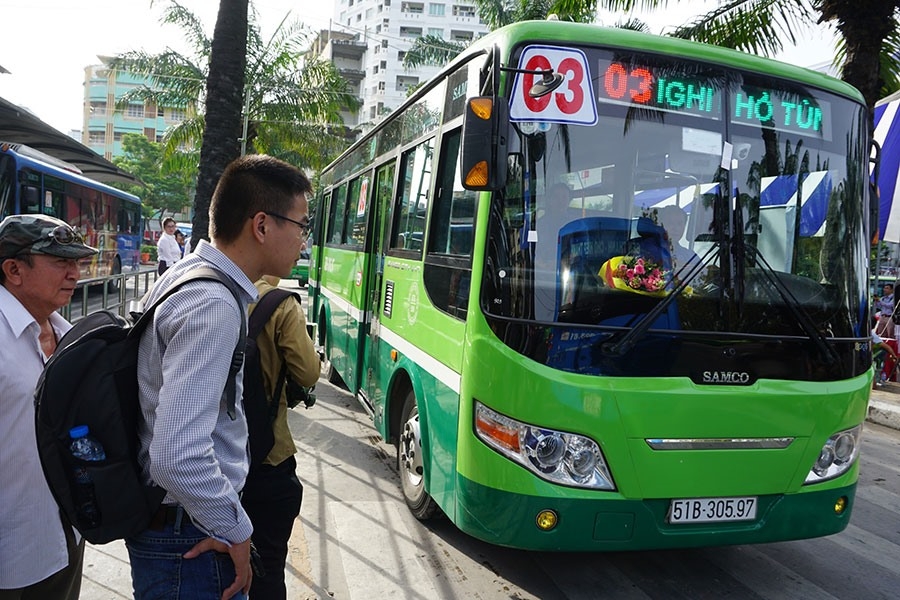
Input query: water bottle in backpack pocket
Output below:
<box><xmin>68</xmin><ymin>425</ymin><xmax>106</xmax><ymax>529</ymax></box>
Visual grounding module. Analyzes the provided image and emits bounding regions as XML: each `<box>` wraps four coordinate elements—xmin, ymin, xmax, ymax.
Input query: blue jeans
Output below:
<box><xmin>125</xmin><ymin>507</ymin><xmax>247</xmax><ymax>600</ymax></box>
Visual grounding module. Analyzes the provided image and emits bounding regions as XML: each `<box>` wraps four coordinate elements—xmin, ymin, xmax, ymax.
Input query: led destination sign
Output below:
<box><xmin>595</xmin><ymin>58</ymin><xmax>831</xmax><ymax>139</ymax></box>
<box><xmin>597</xmin><ymin>58</ymin><xmax>721</xmax><ymax>119</ymax></box>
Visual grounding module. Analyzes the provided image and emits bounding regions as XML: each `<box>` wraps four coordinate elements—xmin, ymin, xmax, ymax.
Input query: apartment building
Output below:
<box><xmin>324</xmin><ymin>0</ymin><xmax>488</xmax><ymax>129</ymax></box>
<box><xmin>82</xmin><ymin>57</ymin><xmax>186</xmax><ymax>160</ymax></box>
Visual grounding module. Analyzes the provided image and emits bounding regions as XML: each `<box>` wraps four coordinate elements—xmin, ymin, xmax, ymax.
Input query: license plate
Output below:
<box><xmin>669</xmin><ymin>497</ymin><xmax>758</xmax><ymax>524</ymax></box>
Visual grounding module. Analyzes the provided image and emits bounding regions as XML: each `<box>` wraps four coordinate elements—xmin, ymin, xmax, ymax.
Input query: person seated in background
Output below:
<box><xmin>873</xmin><ymin>315</ymin><xmax>900</xmax><ymax>385</ymax></box>
<box><xmin>875</xmin><ymin>283</ymin><xmax>895</xmax><ymax>339</ymax></box>
<box><xmin>656</xmin><ymin>205</ymin><xmax>699</xmax><ymax>274</ymax></box>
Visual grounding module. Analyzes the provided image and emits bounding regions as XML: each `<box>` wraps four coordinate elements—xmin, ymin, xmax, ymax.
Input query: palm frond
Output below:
<box><xmin>670</xmin><ymin>0</ymin><xmax>817</xmax><ymax>56</ymax></box>
<box><xmin>548</xmin><ymin>0</ymin><xmax>598</xmax><ymax>22</ymax></box>
<box><xmin>157</xmin><ymin>1</ymin><xmax>212</xmax><ymax>58</ymax></box>
<box><xmin>402</xmin><ymin>35</ymin><xmax>467</xmax><ymax>68</ymax></box>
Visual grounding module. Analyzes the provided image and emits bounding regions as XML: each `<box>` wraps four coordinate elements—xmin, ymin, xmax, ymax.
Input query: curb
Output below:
<box><xmin>868</xmin><ymin>382</ymin><xmax>900</xmax><ymax>430</ymax></box>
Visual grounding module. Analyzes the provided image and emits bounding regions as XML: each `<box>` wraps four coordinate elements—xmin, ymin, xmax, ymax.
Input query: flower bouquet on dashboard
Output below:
<box><xmin>599</xmin><ymin>255</ymin><xmax>670</xmax><ymax>297</ymax></box>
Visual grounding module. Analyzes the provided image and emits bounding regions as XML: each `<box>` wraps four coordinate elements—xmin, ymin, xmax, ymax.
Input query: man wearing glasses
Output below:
<box><xmin>128</xmin><ymin>155</ymin><xmax>312</xmax><ymax>600</ymax></box>
<box><xmin>0</xmin><ymin>214</ymin><xmax>97</xmax><ymax>599</ymax></box>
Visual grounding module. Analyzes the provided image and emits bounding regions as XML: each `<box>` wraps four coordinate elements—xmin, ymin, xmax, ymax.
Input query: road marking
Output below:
<box><xmin>329</xmin><ymin>501</ymin><xmax>438</xmax><ymax>599</ymax></box>
<box><xmin>830</xmin><ymin>523</ymin><xmax>900</xmax><ymax>574</ymax></box>
<box><xmin>856</xmin><ymin>484</ymin><xmax>900</xmax><ymax>513</ymax></box>
<box><xmin>703</xmin><ymin>545</ymin><xmax>840</xmax><ymax>600</ymax></box>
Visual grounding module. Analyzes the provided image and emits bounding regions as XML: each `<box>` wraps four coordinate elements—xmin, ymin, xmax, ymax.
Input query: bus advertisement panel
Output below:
<box><xmin>310</xmin><ymin>21</ymin><xmax>872</xmax><ymax>551</ymax></box>
<box><xmin>0</xmin><ymin>142</ymin><xmax>142</xmax><ymax>282</ymax></box>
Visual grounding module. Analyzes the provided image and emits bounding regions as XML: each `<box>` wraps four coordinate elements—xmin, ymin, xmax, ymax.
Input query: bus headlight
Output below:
<box><xmin>804</xmin><ymin>424</ymin><xmax>862</xmax><ymax>484</ymax></box>
<box><xmin>474</xmin><ymin>401</ymin><xmax>616</xmax><ymax>490</ymax></box>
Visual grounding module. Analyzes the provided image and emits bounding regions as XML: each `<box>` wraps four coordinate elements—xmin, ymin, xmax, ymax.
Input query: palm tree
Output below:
<box><xmin>108</xmin><ymin>2</ymin><xmax>358</xmax><ymax>171</ymax></box>
<box><xmin>652</xmin><ymin>0</ymin><xmax>900</xmax><ymax>113</ymax></box>
<box><xmin>192</xmin><ymin>0</ymin><xmax>248</xmax><ymax>246</ymax></box>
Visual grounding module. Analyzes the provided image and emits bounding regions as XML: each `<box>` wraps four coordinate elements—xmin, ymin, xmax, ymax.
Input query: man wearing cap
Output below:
<box><xmin>0</xmin><ymin>214</ymin><xmax>97</xmax><ymax>599</ymax></box>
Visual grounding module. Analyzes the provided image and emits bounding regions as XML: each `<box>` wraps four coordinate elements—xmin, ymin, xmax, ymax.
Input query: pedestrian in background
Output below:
<box><xmin>0</xmin><ymin>214</ymin><xmax>97</xmax><ymax>599</ymax></box>
<box><xmin>127</xmin><ymin>155</ymin><xmax>312</xmax><ymax>600</ymax></box>
<box><xmin>156</xmin><ymin>217</ymin><xmax>181</xmax><ymax>275</ymax></box>
<box><xmin>174</xmin><ymin>230</ymin><xmax>186</xmax><ymax>258</ymax></box>
<box><xmin>243</xmin><ymin>271</ymin><xmax>319</xmax><ymax>600</ymax></box>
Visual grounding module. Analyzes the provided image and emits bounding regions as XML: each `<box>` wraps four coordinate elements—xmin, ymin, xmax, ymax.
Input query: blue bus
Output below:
<box><xmin>0</xmin><ymin>142</ymin><xmax>142</xmax><ymax>280</ymax></box>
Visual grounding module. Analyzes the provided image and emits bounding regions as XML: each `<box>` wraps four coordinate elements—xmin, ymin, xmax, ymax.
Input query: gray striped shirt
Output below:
<box><xmin>136</xmin><ymin>241</ymin><xmax>258</xmax><ymax>544</ymax></box>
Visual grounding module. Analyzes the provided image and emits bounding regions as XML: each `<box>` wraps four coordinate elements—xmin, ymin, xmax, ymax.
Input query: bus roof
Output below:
<box><xmin>464</xmin><ymin>21</ymin><xmax>863</xmax><ymax>103</ymax></box>
<box><xmin>1</xmin><ymin>142</ymin><xmax>141</xmax><ymax>204</ymax></box>
<box><xmin>323</xmin><ymin>20</ymin><xmax>864</xmax><ymax>176</ymax></box>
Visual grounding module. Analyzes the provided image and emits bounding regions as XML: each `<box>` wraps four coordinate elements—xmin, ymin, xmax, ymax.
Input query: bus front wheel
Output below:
<box><xmin>398</xmin><ymin>390</ymin><xmax>439</xmax><ymax>520</ymax></box>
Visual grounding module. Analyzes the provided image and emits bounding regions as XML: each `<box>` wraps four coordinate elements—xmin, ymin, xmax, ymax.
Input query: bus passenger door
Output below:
<box><xmin>362</xmin><ymin>161</ymin><xmax>396</xmax><ymax>427</ymax></box>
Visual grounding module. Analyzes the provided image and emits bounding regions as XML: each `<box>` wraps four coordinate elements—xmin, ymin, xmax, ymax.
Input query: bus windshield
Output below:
<box><xmin>486</xmin><ymin>46</ymin><xmax>868</xmax><ymax>345</ymax></box>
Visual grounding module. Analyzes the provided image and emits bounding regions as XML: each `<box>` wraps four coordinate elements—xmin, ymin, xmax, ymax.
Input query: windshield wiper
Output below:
<box><xmin>601</xmin><ymin>243</ymin><xmax>719</xmax><ymax>357</ymax></box>
<box><xmin>740</xmin><ymin>243</ymin><xmax>839</xmax><ymax>365</ymax></box>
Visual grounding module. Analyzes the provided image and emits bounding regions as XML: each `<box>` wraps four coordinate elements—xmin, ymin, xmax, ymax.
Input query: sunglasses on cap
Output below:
<box><xmin>10</xmin><ymin>224</ymin><xmax>84</xmax><ymax>255</ymax></box>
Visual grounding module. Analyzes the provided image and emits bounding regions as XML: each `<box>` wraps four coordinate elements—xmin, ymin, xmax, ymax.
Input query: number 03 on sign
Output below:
<box><xmin>669</xmin><ymin>497</ymin><xmax>758</xmax><ymax>524</ymax></box>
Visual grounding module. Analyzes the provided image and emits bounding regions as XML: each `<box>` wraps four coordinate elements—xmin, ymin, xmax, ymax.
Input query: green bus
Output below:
<box><xmin>309</xmin><ymin>21</ymin><xmax>873</xmax><ymax>550</ymax></box>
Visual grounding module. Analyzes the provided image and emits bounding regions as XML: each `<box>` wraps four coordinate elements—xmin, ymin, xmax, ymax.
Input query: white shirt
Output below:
<box><xmin>157</xmin><ymin>231</ymin><xmax>182</xmax><ymax>265</ymax></box>
<box><xmin>0</xmin><ymin>285</ymin><xmax>74</xmax><ymax>589</ymax></box>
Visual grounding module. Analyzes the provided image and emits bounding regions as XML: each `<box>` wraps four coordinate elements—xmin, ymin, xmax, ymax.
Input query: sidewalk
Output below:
<box><xmin>868</xmin><ymin>381</ymin><xmax>900</xmax><ymax>429</ymax></box>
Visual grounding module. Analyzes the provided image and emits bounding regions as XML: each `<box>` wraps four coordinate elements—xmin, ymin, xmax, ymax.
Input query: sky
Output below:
<box><xmin>0</xmin><ymin>0</ymin><xmax>839</xmax><ymax>135</ymax></box>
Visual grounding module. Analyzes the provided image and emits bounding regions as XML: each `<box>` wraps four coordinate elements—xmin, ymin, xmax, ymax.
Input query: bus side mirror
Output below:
<box><xmin>460</xmin><ymin>96</ymin><xmax>509</xmax><ymax>191</ymax></box>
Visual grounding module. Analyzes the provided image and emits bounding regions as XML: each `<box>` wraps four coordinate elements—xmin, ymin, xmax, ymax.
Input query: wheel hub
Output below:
<box><xmin>399</xmin><ymin>413</ymin><xmax>423</xmax><ymax>486</ymax></box>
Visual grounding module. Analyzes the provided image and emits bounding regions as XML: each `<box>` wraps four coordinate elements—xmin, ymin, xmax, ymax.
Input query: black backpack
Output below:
<box><xmin>244</xmin><ymin>288</ymin><xmax>315</xmax><ymax>468</ymax></box>
<box><xmin>34</xmin><ymin>267</ymin><xmax>246</xmax><ymax>544</ymax></box>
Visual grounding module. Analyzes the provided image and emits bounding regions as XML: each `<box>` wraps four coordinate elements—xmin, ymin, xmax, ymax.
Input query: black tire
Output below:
<box><xmin>326</xmin><ymin>360</ymin><xmax>346</xmax><ymax>388</ymax></box>
<box><xmin>398</xmin><ymin>389</ymin><xmax>439</xmax><ymax>520</ymax></box>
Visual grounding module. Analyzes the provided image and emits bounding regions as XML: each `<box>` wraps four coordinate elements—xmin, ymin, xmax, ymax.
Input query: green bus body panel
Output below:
<box><xmin>454</xmin><ymin>477</ymin><xmax>856</xmax><ymax>551</ymax></box>
<box><xmin>368</xmin><ymin>256</ymin><xmax>468</xmax><ymax>515</ymax></box>
<box><xmin>457</xmin><ymin>320</ymin><xmax>868</xmax><ymax>499</ymax></box>
<box><xmin>318</xmin><ymin>247</ymin><xmax>371</xmax><ymax>389</ymax></box>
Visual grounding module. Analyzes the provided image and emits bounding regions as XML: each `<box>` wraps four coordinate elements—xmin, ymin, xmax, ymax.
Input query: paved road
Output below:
<box><xmin>82</xmin><ymin>376</ymin><xmax>900</xmax><ymax>599</ymax></box>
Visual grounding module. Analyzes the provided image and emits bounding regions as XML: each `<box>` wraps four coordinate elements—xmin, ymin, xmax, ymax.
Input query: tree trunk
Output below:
<box><xmin>190</xmin><ymin>0</ymin><xmax>249</xmax><ymax>249</ymax></box>
<box><xmin>821</xmin><ymin>0</ymin><xmax>899</xmax><ymax>115</ymax></box>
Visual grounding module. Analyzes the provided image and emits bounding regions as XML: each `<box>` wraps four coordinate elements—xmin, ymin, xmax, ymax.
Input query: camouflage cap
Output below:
<box><xmin>0</xmin><ymin>214</ymin><xmax>98</xmax><ymax>259</ymax></box>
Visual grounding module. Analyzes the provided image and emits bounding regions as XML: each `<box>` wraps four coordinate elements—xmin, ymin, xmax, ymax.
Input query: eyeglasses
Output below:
<box><xmin>266</xmin><ymin>212</ymin><xmax>310</xmax><ymax>238</ymax></box>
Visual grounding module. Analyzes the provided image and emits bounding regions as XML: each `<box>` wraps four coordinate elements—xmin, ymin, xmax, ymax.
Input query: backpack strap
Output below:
<box><xmin>248</xmin><ymin>289</ymin><xmax>300</xmax><ymax>422</ymax></box>
<box><xmin>133</xmin><ymin>266</ymin><xmax>248</xmax><ymax>420</ymax></box>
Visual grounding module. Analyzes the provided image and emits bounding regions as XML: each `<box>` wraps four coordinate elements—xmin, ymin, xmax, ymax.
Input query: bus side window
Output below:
<box><xmin>390</xmin><ymin>138</ymin><xmax>434</xmax><ymax>255</ymax></box>
<box><xmin>344</xmin><ymin>173</ymin><xmax>370</xmax><ymax>246</ymax></box>
<box><xmin>424</xmin><ymin>128</ymin><xmax>474</xmax><ymax>319</ymax></box>
<box><xmin>328</xmin><ymin>182</ymin><xmax>348</xmax><ymax>245</ymax></box>
<box><xmin>22</xmin><ymin>185</ymin><xmax>40</xmax><ymax>213</ymax></box>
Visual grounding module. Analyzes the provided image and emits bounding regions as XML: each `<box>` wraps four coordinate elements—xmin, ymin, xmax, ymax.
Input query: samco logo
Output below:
<box><xmin>702</xmin><ymin>371</ymin><xmax>751</xmax><ymax>384</ymax></box>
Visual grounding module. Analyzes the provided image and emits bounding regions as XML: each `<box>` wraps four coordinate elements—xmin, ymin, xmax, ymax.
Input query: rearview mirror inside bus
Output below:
<box><xmin>461</xmin><ymin>96</ymin><xmax>509</xmax><ymax>191</ymax></box>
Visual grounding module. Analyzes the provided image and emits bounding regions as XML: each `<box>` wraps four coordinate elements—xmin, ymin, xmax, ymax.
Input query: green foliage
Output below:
<box><xmin>606</xmin><ymin>0</ymin><xmax>900</xmax><ymax>111</ymax></box>
<box><xmin>111</xmin><ymin>134</ymin><xmax>195</xmax><ymax>219</ymax></box>
<box><xmin>108</xmin><ymin>1</ymin><xmax>359</xmax><ymax>172</ymax></box>
<box><xmin>141</xmin><ymin>244</ymin><xmax>158</xmax><ymax>260</ymax></box>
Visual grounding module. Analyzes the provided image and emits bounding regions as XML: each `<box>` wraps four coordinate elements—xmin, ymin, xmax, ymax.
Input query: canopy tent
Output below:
<box><xmin>0</xmin><ymin>95</ymin><xmax>138</xmax><ymax>186</ymax></box>
<box><xmin>875</xmin><ymin>90</ymin><xmax>900</xmax><ymax>242</ymax></box>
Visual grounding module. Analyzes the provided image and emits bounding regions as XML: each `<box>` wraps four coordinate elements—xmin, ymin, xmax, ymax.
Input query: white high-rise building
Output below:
<box><xmin>326</xmin><ymin>0</ymin><xmax>488</xmax><ymax>130</ymax></box>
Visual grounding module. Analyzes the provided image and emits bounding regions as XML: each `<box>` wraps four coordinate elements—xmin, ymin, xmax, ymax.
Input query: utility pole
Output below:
<box><xmin>240</xmin><ymin>86</ymin><xmax>251</xmax><ymax>156</ymax></box>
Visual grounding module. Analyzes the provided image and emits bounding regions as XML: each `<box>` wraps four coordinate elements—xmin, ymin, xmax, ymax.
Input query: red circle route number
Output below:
<box><xmin>522</xmin><ymin>54</ymin><xmax>585</xmax><ymax>115</ymax></box>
